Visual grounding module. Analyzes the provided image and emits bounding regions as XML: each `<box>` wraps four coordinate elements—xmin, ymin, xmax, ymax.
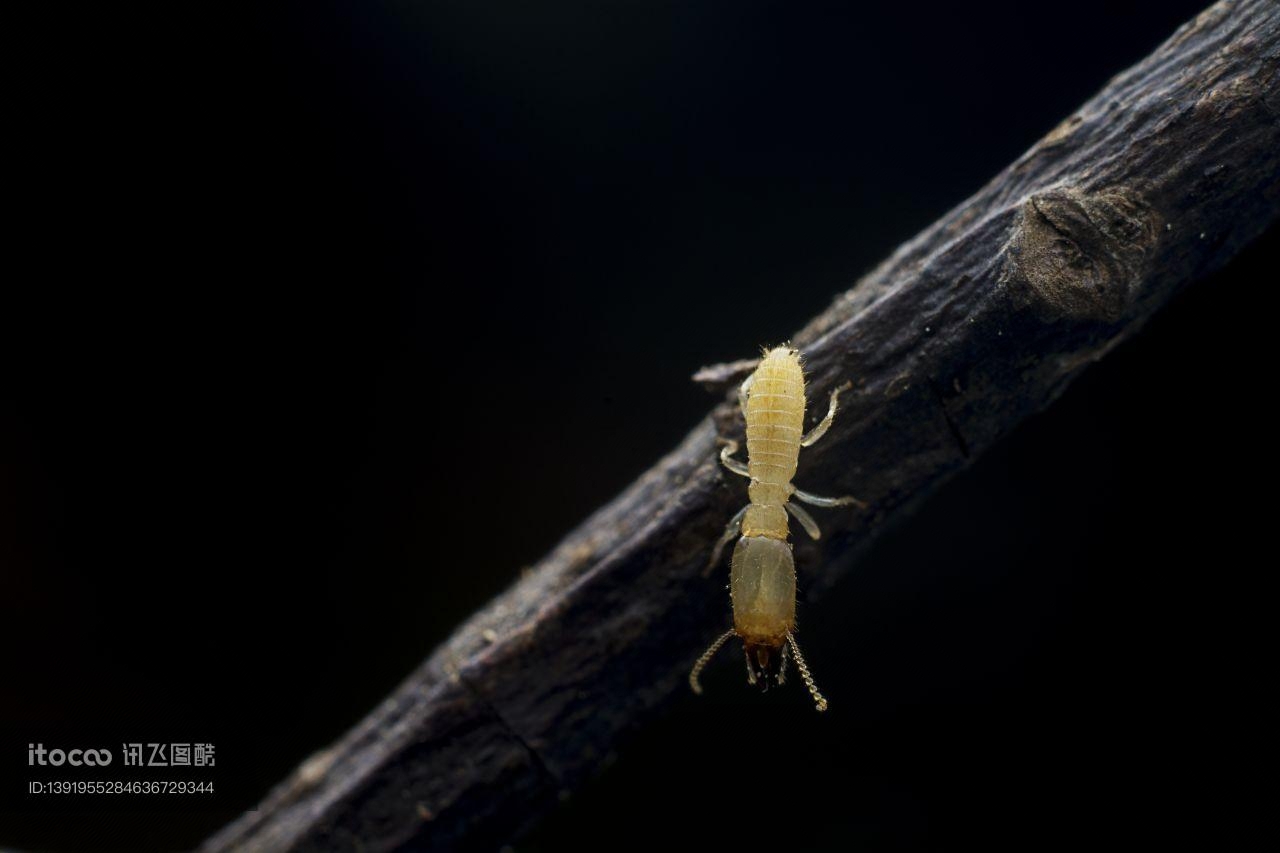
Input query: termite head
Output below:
<box><xmin>692</xmin><ymin>532</ymin><xmax>831</xmax><ymax>710</ymax></box>
<box><xmin>721</xmin><ymin>536</ymin><xmax>799</xmax><ymax>692</ymax></box>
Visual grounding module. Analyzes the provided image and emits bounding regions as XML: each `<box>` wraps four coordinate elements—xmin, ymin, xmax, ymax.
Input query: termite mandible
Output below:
<box><xmin>690</xmin><ymin>345</ymin><xmax>864</xmax><ymax>712</ymax></box>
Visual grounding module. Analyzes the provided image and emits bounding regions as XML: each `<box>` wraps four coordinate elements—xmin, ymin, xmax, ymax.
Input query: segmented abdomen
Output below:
<box><xmin>743</xmin><ymin>347</ymin><xmax>805</xmax><ymax>538</ymax></box>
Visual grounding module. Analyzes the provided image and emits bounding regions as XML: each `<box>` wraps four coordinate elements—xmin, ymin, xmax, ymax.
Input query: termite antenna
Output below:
<box><xmin>786</xmin><ymin>633</ymin><xmax>829</xmax><ymax>712</ymax></box>
<box><xmin>690</xmin><ymin>629</ymin><xmax>736</xmax><ymax>695</ymax></box>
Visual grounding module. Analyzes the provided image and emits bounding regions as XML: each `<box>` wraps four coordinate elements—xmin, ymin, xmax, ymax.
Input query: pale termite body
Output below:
<box><xmin>691</xmin><ymin>345</ymin><xmax>863</xmax><ymax>711</ymax></box>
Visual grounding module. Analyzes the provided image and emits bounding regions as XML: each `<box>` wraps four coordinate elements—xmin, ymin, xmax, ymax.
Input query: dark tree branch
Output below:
<box><xmin>203</xmin><ymin>2</ymin><xmax>1280</xmax><ymax>850</ymax></box>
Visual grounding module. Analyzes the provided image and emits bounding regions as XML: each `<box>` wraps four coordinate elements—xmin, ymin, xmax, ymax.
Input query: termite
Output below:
<box><xmin>690</xmin><ymin>345</ymin><xmax>863</xmax><ymax>712</ymax></box>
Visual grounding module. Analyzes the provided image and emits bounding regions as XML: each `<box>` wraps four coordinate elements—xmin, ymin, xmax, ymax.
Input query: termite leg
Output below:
<box><xmin>800</xmin><ymin>380</ymin><xmax>852</xmax><ymax>447</ymax></box>
<box><xmin>794</xmin><ymin>487</ymin><xmax>867</xmax><ymax>511</ymax></box>
<box><xmin>690</xmin><ymin>629</ymin><xmax>736</xmax><ymax>695</ymax></box>
<box><xmin>786</xmin><ymin>633</ymin><xmax>829</xmax><ymax>712</ymax></box>
<box><xmin>744</xmin><ymin>646</ymin><xmax>757</xmax><ymax>686</ymax></box>
<box><xmin>778</xmin><ymin>641</ymin><xmax>789</xmax><ymax>686</ymax></box>
<box><xmin>704</xmin><ymin>505</ymin><xmax>747</xmax><ymax>576</ymax></box>
<box><xmin>737</xmin><ymin>372</ymin><xmax>755</xmax><ymax>412</ymax></box>
<box><xmin>718</xmin><ymin>439</ymin><xmax>749</xmax><ymax>478</ymax></box>
<box><xmin>787</xmin><ymin>502</ymin><xmax>822</xmax><ymax>540</ymax></box>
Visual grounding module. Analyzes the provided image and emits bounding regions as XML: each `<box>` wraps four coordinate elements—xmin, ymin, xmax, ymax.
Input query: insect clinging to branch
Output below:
<box><xmin>690</xmin><ymin>345</ymin><xmax>865</xmax><ymax>711</ymax></box>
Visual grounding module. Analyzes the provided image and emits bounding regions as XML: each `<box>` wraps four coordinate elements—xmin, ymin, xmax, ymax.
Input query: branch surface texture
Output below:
<box><xmin>203</xmin><ymin>2</ymin><xmax>1280</xmax><ymax>850</ymax></box>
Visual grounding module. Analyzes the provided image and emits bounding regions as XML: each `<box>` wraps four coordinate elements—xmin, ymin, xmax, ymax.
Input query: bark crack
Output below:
<box><xmin>929</xmin><ymin>379</ymin><xmax>971</xmax><ymax>460</ymax></box>
<box><xmin>453</xmin><ymin>666</ymin><xmax>562</xmax><ymax>789</ymax></box>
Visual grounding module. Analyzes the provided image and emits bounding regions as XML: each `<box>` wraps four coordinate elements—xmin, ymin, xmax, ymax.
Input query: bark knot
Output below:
<box><xmin>1001</xmin><ymin>185</ymin><xmax>1161</xmax><ymax>323</ymax></box>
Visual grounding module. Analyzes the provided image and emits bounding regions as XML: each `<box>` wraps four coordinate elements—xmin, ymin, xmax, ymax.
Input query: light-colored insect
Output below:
<box><xmin>690</xmin><ymin>345</ymin><xmax>864</xmax><ymax>712</ymax></box>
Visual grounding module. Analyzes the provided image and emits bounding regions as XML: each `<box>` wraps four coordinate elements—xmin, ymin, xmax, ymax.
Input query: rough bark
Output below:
<box><xmin>202</xmin><ymin>2</ymin><xmax>1280</xmax><ymax>850</ymax></box>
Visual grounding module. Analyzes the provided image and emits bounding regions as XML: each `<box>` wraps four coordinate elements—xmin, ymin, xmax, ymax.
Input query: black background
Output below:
<box><xmin>2</xmin><ymin>1</ymin><xmax>1273</xmax><ymax>850</ymax></box>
